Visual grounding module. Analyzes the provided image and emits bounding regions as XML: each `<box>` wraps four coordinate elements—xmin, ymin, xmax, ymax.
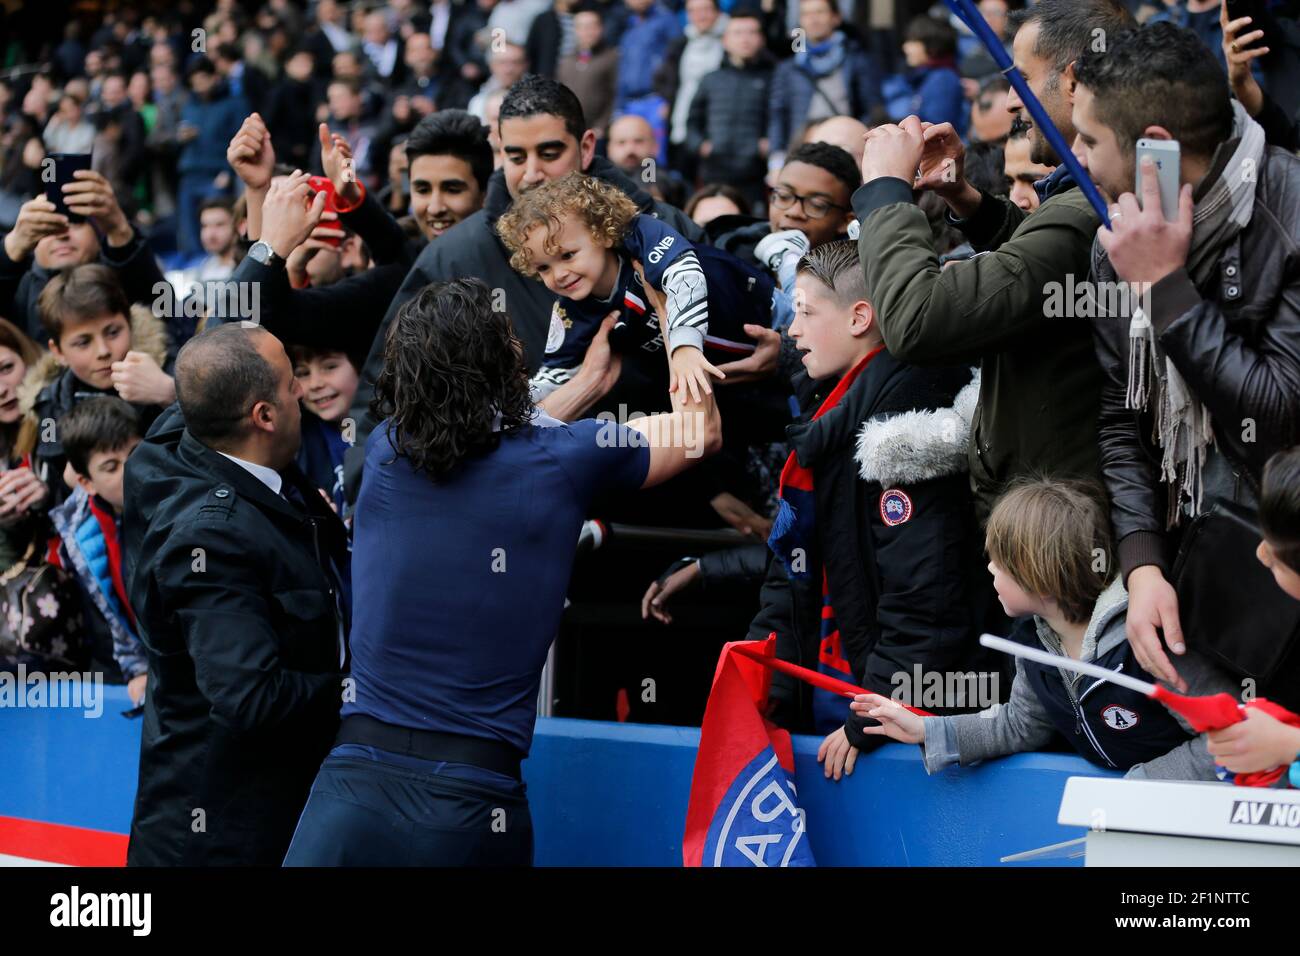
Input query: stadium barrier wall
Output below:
<box><xmin>0</xmin><ymin>684</ymin><xmax>1116</xmax><ymax>866</ymax></box>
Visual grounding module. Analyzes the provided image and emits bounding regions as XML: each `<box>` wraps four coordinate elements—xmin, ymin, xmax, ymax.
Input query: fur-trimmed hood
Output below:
<box><xmin>18</xmin><ymin>303</ymin><xmax>170</xmax><ymax>417</ymax></box>
<box><xmin>855</xmin><ymin>368</ymin><xmax>979</xmax><ymax>487</ymax></box>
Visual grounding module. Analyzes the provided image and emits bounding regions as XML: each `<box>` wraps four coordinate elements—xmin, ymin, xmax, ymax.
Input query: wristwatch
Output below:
<box><xmin>247</xmin><ymin>240</ymin><xmax>282</xmax><ymax>268</ymax></box>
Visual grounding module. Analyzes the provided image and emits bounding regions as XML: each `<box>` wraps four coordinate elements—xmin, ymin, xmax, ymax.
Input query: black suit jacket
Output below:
<box><xmin>123</xmin><ymin>404</ymin><xmax>349</xmax><ymax>866</ymax></box>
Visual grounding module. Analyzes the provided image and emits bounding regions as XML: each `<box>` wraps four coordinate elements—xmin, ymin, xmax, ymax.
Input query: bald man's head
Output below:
<box><xmin>176</xmin><ymin>324</ymin><xmax>301</xmax><ymax>464</ymax></box>
<box><xmin>606</xmin><ymin>115</ymin><xmax>657</xmax><ymax>175</ymax></box>
<box><xmin>807</xmin><ymin>116</ymin><xmax>869</xmax><ymax>167</ymax></box>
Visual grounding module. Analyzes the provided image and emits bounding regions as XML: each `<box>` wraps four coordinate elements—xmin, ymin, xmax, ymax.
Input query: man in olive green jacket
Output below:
<box><xmin>850</xmin><ymin>0</ymin><xmax>1134</xmax><ymax>522</ymax></box>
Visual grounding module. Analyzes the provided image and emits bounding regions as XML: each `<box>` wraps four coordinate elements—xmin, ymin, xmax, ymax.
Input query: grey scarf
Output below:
<box><xmin>1102</xmin><ymin>101</ymin><xmax>1265</xmax><ymax>526</ymax></box>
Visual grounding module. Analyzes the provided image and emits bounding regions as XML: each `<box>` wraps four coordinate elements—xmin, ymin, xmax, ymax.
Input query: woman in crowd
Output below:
<box><xmin>0</xmin><ymin>318</ymin><xmax>47</xmax><ymax>574</ymax></box>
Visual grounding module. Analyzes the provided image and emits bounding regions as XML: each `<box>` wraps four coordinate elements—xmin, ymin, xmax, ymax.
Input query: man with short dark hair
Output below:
<box><xmin>123</xmin><ymin>318</ymin><xmax>349</xmax><ymax>866</ymax></box>
<box><xmin>1074</xmin><ymin>21</ymin><xmax>1300</xmax><ymax>696</ymax></box>
<box><xmin>709</xmin><ymin>141</ymin><xmax>860</xmax><ymax>302</ymax></box>
<box><xmin>220</xmin><ymin>112</ymin><xmax>489</xmax><ymax>358</ymax></box>
<box><xmin>1003</xmin><ymin>124</ymin><xmax>1055</xmax><ymax>212</ymax></box>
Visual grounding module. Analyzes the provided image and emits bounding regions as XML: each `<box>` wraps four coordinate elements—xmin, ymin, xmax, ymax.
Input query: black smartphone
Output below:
<box><xmin>1225</xmin><ymin>0</ymin><xmax>1264</xmax><ymax>45</ymax></box>
<box><xmin>44</xmin><ymin>152</ymin><xmax>92</xmax><ymax>224</ymax></box>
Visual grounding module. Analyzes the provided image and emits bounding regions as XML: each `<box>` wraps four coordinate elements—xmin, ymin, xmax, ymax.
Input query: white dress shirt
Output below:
<box><xmin>218</xmin><ymin>452</ymin><xmax>283</xmax><ymax>496</ymax></box>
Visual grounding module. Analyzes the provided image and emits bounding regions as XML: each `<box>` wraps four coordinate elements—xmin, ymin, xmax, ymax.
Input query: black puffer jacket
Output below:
<box><xmin>745</xmin><ymin>351</ymin><xmax>1007</xmax><ymax>746</ymax></box>
<box><xmin>686</xmin><ymin>53</ymin><xmax>775</xmax><ymax>182</ymax></box>
<box><xmin>1092</xmin><ymin>144</ymin><xmax>1300</xmax><ymax>580</ymax></box>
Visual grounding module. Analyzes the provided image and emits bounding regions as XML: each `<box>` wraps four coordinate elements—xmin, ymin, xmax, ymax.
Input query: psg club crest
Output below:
<box><xmin>700</xmin><ymin>750</ymin><xmax>812</xmax><ymax>867</ymax></box>
<box><xmin>545</xmin><ymin>306</ymin><xmax>568</xmax><ymax>354</ymax></box>
<box><xmin>880</xmin><ymin>489</ymin><xmax>913</xmax><ymax>526</ymax></box>
<box><xmin>684</xmin><ymin>637</ymin><xmax>818</xmax><ymax>867</ymax></box>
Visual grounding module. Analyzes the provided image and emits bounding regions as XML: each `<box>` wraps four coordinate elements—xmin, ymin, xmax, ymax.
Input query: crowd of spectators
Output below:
<box><xmin>3</xmin><ymin>0</ymin><xmax>1300</xmax><ymax>860</ymax></box>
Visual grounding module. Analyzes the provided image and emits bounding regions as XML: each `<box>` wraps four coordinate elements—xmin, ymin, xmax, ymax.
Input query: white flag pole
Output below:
<box><xmin>979</xmin><ymin>633</ymin><xmax>1159</xmax><ymax>697</ymax></box>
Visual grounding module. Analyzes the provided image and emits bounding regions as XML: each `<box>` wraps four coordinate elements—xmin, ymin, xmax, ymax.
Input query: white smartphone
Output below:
<box><xmin>1135</xmin><ymin>138</ymin><xmax>1181</xmax><ymax>221</ymax></box>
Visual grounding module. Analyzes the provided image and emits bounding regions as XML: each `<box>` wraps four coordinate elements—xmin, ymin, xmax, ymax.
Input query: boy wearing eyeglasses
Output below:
<box><xmin>752</xmin><ymin>141</ymin><xmax>862</xmax><ymax>315</ymax></box>
<box><xmin>498</xmin><ymin>171</ymin><xmax>787</xmax><ymax>404</ymax></box>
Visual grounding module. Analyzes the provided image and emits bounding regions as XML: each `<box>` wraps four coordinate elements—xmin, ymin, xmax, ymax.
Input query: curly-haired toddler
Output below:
<box><xmin>498</xmin><ymin>172</ymin><xmax>778</xmax><ymax>403</ymax></box>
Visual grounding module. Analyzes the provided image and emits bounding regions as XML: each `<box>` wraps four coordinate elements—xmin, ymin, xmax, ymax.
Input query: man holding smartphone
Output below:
<box><xmin>1072</xmin><ymin>22</ymin><xmax>1300</xmax><ymax>694</ymax></box>
<box><xmin>0</xmin><ymin>168</ymin><xmax>166</xmax><ymax>344</ymax></box>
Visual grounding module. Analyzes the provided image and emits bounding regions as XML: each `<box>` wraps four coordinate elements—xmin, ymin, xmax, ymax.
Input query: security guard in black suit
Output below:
<box><xmin>122</xmin><ymin>324</ymin><xmax>350</xmax><ymax>866</ymax></box>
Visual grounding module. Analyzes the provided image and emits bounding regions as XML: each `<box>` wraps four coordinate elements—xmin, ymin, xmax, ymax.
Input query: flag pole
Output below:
<box><xmin>944</xmin><ymin>0</ymin><xmax>1112</xmax><ymax>228</ymax></box>
<box><xmin>732</xmin><ymin>638</ymin><xmax>934</xmax><ymax>715</ymax></box>
<box><xmin>979</xmin><ymin>633</ymin><xmax>1248</xmax><ymax>732</ymax></box>
<box><xmin>980</xmin><ymin>634</ymin><xmax>1158</xmax><ymax>695</ymax></box>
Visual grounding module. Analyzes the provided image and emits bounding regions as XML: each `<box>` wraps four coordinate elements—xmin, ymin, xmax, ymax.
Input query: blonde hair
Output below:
<box><xmin>985</xmin><ymin>478</ymin><xmax>1115</xmax><ymax>624</ymax></box>
<box><xmin>496</xmin><ymin>172</ymin><xmax>638</xmax><ymax>277</ymax></box>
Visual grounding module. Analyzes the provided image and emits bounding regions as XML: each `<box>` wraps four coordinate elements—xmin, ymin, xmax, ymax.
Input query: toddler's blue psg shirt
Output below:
<box><xmin>532</xmin><ymin>214</ymin><xmax>775</xmax><ymax>399</ymax></box>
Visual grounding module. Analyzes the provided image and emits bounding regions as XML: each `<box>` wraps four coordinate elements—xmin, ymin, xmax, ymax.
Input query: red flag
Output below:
<box><xmin>682</xmin><ymin>637</ymin><xmax>815</xmax><ymax>867</ymax></box>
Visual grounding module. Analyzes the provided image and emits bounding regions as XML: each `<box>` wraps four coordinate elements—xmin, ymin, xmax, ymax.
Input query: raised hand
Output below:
<box><xmin>318</xmin><ymin>123</ymin><xmax>361</xmax><ymax>205</ymax></box>
<box><xmin>227</xmin><ymin>112</ymin><xmax>276</xmax><ymax>192</ymax></box>
<box><xmin>260</xmin><ymin>170</ymin><xmax>329</xmax><ymax>259</ymax></box>
<box><xmin>62</xmin><ymin>170</ymin><xmax>132</xmax><ymax>246</ymax></box>
<box><xmin>2</xmin><ymin>197</ymin><xmax>69</xmax><ymax>261</ymax></box>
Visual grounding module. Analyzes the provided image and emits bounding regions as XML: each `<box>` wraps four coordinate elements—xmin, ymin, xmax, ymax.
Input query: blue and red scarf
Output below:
<box><xmin>767</xmin><ymin>349</ymin><xmax>881</xmax><ymax>732</ymax></box>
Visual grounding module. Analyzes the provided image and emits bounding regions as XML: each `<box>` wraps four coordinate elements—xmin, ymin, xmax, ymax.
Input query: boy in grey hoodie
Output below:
<box><xmin>852</xmin><ymin>479</ymin><xmax>1240</xmax><ymax>780</ymax></box>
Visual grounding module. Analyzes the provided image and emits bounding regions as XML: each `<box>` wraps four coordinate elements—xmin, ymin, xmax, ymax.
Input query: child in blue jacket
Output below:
<box><xmin>49</xmin><ymin>397</ymin><xmax>146</xmax><ymax>703</ymax></box>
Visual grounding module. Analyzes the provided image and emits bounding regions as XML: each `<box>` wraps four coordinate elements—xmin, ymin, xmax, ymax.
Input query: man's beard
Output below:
<box><xmin>1027</xmin><ymin>118</ymin><xmax>1062</xmax><ymax>167</ymax></box>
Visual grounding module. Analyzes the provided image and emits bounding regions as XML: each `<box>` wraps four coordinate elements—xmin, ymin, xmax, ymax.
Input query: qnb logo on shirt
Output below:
<box><xmin>1101</xmin><ymin>704</ymin><xmax>1140</xmax><ymax>731</ymax></box>
<box><xmin>646</xmin><ymin>235</ymin><xmax>675</xmax><ymax>265</ymax></box>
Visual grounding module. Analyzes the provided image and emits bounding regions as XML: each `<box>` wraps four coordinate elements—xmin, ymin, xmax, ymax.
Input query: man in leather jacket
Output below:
<box><xmin>1076</xmin><ymin>23</ymin><xmax>1300</xmax><ymax>693</ymax></box>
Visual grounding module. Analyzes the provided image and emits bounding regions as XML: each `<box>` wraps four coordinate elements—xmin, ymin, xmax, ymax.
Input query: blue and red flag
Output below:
<box><xmin>685</xmin><ymin>637</ymin><xmax>937</xmax><ymax>866</ymax></box>
<box><xmin>683</xmin><ymin>636</ymin><xmax>815</xmax><ymax>867</ymax></box>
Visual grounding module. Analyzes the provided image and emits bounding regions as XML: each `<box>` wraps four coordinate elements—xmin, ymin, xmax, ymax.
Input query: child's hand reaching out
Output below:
<box><xmin>669</xmin><ymin>345</ymin><xmax>724</xmax><ymax>405</ymax></box>
<box><xmin>849</xmin><ymin>693</ymin><xmax>927</xmax><ymax>745</ymax></box>
<box><xmin>1207</xmin><ymin>708</ymin><xmax>1300</xmax><ymax>774</ymax></box>
<box><xmin>635</xmin><ymin>261</ymin><xmax>725</xmax><ymax>405</ymax></box>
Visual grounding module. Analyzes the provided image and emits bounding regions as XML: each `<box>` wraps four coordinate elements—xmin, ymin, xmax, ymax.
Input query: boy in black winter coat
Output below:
<box><xmin>743</xmin><ymin>240</ymin><xmax>1005</xmax><ymax>779</ymax></box>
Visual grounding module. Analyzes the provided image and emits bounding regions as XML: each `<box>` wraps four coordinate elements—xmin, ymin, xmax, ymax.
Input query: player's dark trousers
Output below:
<box><xmin>282</xmin><ymin>749</ymin><xmax>533</xmax><ymax>866</ymax></box>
